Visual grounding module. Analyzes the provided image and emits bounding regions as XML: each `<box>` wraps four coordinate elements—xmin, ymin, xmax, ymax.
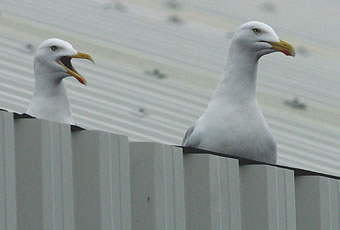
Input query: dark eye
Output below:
<box><xmin>252</xmin><ymin>28</ymin><xmax>261</xmax><ymax>34</ymax></box>
<box><xmin>50</xmin><ymin>45</ymin><xmax>58</xmax><ymax>51</ymax></box>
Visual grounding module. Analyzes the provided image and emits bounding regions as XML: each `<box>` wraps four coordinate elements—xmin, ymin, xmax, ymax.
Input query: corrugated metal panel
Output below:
<box><xmin>0</xmin><ymin>0</ymin><xmax>339</xmax><ymax>175</ymax></box>
<box><xmin>1</xmin><ymin>112</ymin><xmax>340</xmax><ymax>230</ymax></box>
<box><xmin>11</xmin><ymin>114</ymin><xmax>131</xmax><ymax>230</ymax></box>
<box><xmin>130</xmin><ymin>142</ymin><xmax>186</xmax><ymax>230</ymax></box>
<box><xmin>295</xmin><ymin>176</ymin><xmax>340</xmax><ymax>230</ymax></box>
<box><xmin>184</xmin><ymin>154</ymin><xmax>241</xmax><ymax>230</ymax></box>
<box><xmin>240</xmin><ymin>165</ymin><xmax>296</xmax><ymax>230</ymax></box>
<box><xmin>72</xmin><ymin>129</ymin><xmax>131</xmax><ymax>230</ymax></box>
<box><xmin>0</xmin><ymin>111</ymin><xmax>17</xmax><ymax>230</ymax></box>
<box><xmin>14</xmin><ymin>118</ymin><xmax>75</xmax><ymax>230</ymax></box>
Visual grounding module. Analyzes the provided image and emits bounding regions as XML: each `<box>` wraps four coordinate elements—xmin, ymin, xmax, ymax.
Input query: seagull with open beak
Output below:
<box><xmin>26</xmin><ymin>38</ymin><xmax>94</xmax><ymax>125</ymax></box>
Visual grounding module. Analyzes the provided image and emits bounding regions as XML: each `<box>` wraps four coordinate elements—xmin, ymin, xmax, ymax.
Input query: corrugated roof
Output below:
<box><xmin>0</xmin><ymin>0</ymin><xmax>339</xmax><ymax>175</ymax></box>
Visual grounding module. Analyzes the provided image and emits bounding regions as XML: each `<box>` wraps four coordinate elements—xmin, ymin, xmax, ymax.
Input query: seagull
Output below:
<box><xmin>26</xmin><ymin>38</ymin><xmax>94</xmax><ymax>125</ymax></box>
<box><xmin>182</xmin><ymin>21</ymin><xmax>295</xmax><ymax>164</ymax></box>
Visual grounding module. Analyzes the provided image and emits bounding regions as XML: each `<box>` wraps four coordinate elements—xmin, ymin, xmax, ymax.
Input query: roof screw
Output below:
<box><xmin>145</xmin><ymin>68</ymin><xmax>168</xmax><ymax>79</ymax></box>
<box><xmin>165</xmin><ymin>0</ymin><xmax>181</xmax><ymax>9</ymax></box>
<box><xmin>130</xmin><ymin>107</ymin><xmax>147</xmax><ymax>118</ymax></box>
<box><xmin>168</xmin><ymin>14</ymin><xmax>184</xmax><ymax>25</ymax></box>
<box><xmin>284</xmin><ymin>97</ymin><xmax>307</xmax><ymax>110</ymax></box>
<box><xmin>102</xmin><ymin>0</ymin><xmax>127</xmax><ymax>12</ymax></box>
<box><xmin>18</xmin><ymin>43</ymin><xmax>35</xmax><ymax>54</ymax></box>
<box><xmin>258</xmin><ymin>2</ymin><xmax>276</xmax><ymax>12</ymax></box>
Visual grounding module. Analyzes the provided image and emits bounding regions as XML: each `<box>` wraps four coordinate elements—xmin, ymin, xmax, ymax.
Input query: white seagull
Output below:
<box><xmin>26</xmin><ymin>38</ymin><xmax>94</xmax><ymax>125</ymax></box>
<box><xmin>182</xmin><ymin>21</ymin><xmax>295</xmax><ymax>164</ymax></box>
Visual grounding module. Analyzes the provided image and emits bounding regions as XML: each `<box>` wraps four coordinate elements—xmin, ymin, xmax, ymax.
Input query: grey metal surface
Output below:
<box><xmin>14</xmin><ymin>118</ymin><xmax>75</xmax><ymax>230</ymax></box>
<box><xmin>184</xmin><ymin>154</ymin><xmax>241</xmax><ymax>230</ymax></box>
<box><xmin>295</xmin><ymin>176</ymin><xmax>340</xmax><ymax>230</ymax></box>
<box><xmin>0</xmin><ymin>111</ymin><xmax>17</xmax><ymax>230</ymax></box>
<box><xmin>0</xmin><ymin>0</ymin><xmax>339</xmax><ymax>176</ymax></box>
<box><xmin>330</xmin><ymin>180</ymin><xmax>340</xmax><ymax>230</ymax></box>
<box><xmin>130</xmin><ymin>142</ymin><xmax>186</xmax><ymax>230</ymax></box>
<box><xmin>72</xmin><ymin>130</ymin><xmax>131</xmax><ymax>230</ymax></box>
<box><xmin>240</xmin><ymin>165</ymin><xmax>296</xmax><ymax>230</ymax></box>
<box><xmin>0</xmin><ymin>112</ymin><xmax>340</xmax><ymax>229</ymax></box>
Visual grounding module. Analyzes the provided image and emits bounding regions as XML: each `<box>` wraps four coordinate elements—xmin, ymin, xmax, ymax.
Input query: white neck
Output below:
<box><xmin>26</xmin><ymin>64</ymin><xmax>74</xmax><ymax>125</ymax></box>
<box><xmin>210</xmin><ymin>42</ymin><xmax>259</xmax><ymax>105</ymax></box>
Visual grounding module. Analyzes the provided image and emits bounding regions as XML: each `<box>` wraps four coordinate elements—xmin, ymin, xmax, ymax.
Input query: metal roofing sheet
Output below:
<box><xmin>0</xmin><ymin>0</ymin><xmax>339</xmax><ymax>175</ymax></box>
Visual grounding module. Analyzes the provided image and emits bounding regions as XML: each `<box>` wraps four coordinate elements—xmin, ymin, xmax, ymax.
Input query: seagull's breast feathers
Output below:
<box><xmin>194</xmin><ymin>100</ymin><xmax>277</xmax><ymax>162</ymax></box>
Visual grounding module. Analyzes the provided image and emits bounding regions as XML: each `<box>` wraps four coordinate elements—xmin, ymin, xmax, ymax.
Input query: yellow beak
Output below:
<box><xmin>71</xmin><ymin>52</ymin><xmax>95</xmax><ymax>63</ymax></box>
<box><xmin>57</xmin><ymin>52</ymin><xmax>94</xmax><ymax>85</ymax></box>
<box><xmin>268</xmin><ymin>40</ymin><xmax>295</xmax><ymax>57</ymax></box>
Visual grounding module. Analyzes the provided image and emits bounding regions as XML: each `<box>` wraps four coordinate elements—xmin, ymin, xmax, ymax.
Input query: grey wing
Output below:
<box><xmin>182</xmin><ymin>124</ymin><xmax>201</xmax><ymax>147</ymax></box>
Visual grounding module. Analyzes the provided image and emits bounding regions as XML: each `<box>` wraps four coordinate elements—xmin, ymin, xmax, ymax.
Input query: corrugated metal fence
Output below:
<box><xmin>0</xmin><ymin>110</ymin><xmax>339</xmax><ymax>230</ymax></box>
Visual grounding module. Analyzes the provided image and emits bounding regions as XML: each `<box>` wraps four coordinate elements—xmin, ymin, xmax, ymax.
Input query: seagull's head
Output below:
<box><xmin>231</xmin><ymin>21</ymin><xmax>295</xmax><ymax>58</ymax></box>
<box><xmin>34</xmin><ymin>38</ymin><xmax>94</xmax><ymax>85</ymax></box>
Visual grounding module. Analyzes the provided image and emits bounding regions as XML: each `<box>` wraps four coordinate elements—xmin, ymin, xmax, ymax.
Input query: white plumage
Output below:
<box><xmin>182</xmin><ymin>21</ymin><xmax>295</xmax><ymax>164</ymax></box>
<box><xmin>26</xmin><ymin>38</ymin><xmax>93</xmax><ymax>125</ymax></box>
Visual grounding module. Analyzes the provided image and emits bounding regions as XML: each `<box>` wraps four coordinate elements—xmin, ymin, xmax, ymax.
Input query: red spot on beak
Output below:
<box><xmin>283</xmin><ymin>49</ymin><xmax>292</xmax><ymax>56</ymax></box>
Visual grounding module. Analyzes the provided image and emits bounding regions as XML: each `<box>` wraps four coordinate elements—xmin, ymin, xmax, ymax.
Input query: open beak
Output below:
<box><xmin>268</xmin><ymin>40</ymin><xmax>295</xmax><ymax>57</ymax></box>
<box><xmin>57</xmin><ymin>52</ymin><xmax>94</xmax><ymax>85</ymax></box>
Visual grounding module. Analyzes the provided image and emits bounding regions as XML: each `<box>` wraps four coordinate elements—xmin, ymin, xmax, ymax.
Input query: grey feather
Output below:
<box><xmin>182</xmin><ymin>125</ymin><xmax>198</xmax><ymax>146</ymax></box>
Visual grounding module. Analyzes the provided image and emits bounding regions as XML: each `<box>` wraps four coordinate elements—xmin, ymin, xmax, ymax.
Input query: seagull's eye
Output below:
<box><xmin>50</xmin><ymin>45</ymin><xmax>58</xmax><ymax>51</ymax></box>
<box><xmin>252</xmin><ymin>28</ymin><xmax>261</xmax><ymax>34</ymax></box>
